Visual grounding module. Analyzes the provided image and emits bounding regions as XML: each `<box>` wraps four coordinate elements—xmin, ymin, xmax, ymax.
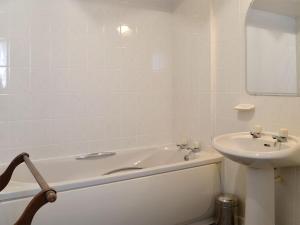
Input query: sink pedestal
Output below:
<box><xmin>213</xmin><ymin>132</ymin><xmax>300</xmax><ymax>225</ymax></box>
<box><xmin>245</xmin><ymin>168</ymin><xmax>275</xmax><ymax>225</ymax></box>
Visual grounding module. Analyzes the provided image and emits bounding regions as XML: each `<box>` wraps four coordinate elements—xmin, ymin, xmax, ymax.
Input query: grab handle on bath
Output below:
<box><xmin>104</xmin><ymin>167</ymin><xmax>144</xmax><ymax>175</ymax></box>
<box><xmin>75</xmin><ymin>152</ymin><xmax>116</xmax><ymax>160</ymax></box>
<box><xmin>0</xmin><ymin>153</ymin><xmax>57</xmax><ymax>225</ymax></box>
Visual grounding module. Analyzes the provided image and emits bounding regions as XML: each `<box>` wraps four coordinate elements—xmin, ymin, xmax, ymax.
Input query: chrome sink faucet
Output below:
<box><xmin>250</xmin><ymin>125</ymin><xmax>263</xmax><ymax>139</ymax></box>
<box><xmin>250</xmin><ymin>132</ymin><xmax>261</xmax><ymax>138</ymax></box>
<box><xmin>272</xmin><ymin>135</ymin><xmax>287</xmax><ymax>143</ymax></box>
<box><xmin>273</xmin><ymin>128</ymin><xmax>288</xmax><ymax>143</ymax></box>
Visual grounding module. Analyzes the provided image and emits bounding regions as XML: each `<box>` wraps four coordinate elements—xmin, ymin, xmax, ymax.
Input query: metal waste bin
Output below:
<box><xmin>215</xmin><ymin>194</ymin><xmax>239</xmax><ymax>225</ymax></box>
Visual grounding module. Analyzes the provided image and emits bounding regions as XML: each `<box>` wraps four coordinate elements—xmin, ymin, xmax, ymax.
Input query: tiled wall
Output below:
<box><xmin>0</xmin><ymin>0</ymin><xmax>175</xmax><ymax>162</ymax></box>
<box><xmin>0</xmin><ymin>0</ymin><xmax>213</xmax><ymax>163</ymax></box>
<box><xmin>173</xmin><ymin>0</ymin><xmax>212</xmax><ymax>148</ymax></box>
<box><xmin>212</xmin><ymin>0</ymin><xmax>300</xmax><ymax>224</ymax></box>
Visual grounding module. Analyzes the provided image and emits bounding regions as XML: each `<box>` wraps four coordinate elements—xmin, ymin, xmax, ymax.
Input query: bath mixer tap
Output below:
<box><xmin>184</xmin><ymin>146</ymin><xmax>201</xmax><ymax>161</ymax></box>
<box><xmin>177</xmin><ymin>143</ymin><xmax>188</xmax><ymax>150</ymax></box>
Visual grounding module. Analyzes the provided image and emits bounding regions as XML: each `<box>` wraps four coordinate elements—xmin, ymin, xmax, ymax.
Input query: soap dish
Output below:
<box><xmin>234</xmin><ymin>104</ymin><xmax>255</xmax><ymax>111</ymax></box>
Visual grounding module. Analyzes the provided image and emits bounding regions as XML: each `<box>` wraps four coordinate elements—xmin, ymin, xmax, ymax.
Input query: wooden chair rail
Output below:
<box><xmin>0</xmin><ymin>153</ymin><xmax>57</xmax><ymax>225</ymax></box>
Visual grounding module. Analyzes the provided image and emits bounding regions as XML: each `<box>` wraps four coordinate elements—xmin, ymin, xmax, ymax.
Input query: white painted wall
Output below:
<box><xmin>247</xmin><ymin>9</ymin><xmax>297</xmax><ymax>95</ymax></box>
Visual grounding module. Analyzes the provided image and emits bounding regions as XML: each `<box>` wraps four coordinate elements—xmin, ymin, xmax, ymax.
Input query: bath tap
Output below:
<box><xmin>184</xmin><ymin>146</ymin><xmax>201</xmax><ymax>161</ymax></box>
<box><xmin>177</xmin><ymin>143</ymin><xmax>188</xmax><ymax>150</ymax></box>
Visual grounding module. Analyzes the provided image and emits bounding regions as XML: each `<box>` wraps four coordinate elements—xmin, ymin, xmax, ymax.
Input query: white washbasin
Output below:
<box><xmin>213</xmin><ymin>132</ymin><xmax>300</xmax><ymax>168</ymax></box>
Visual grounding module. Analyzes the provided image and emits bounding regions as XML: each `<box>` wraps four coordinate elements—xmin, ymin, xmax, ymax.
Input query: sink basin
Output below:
<box><xmin>213</xmin><ymin>131</ymin><xmax>300</xmax><ymax>225</ymax></box>
<box><xmin>213</xmin><ymin>132</ymin><xmax>300</xmax><ymax>168</ymax></box>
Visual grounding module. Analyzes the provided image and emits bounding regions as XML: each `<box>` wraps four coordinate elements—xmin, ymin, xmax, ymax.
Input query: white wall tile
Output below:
<box><xmin>87</xmin><ymin>35</ymin><xmax>106</xmax><ymax>68</ymax></box>
<box><xmin>50</xmin><ymin>35</ymin><xmax>69</xmax><ymax>68</ymax></box>
<box><xmin>30</xmin><ymin>120</ymin><xmax>54</xmax><ymax>146</ymax></box>
<box><xmin>0</xmin><ymin>13</ymin><xmax>9</xmax><ymax>37</ymax></box>
<box><xmin>8</xmin><ymin>68</ymin><xmax>30</xmax><ymax>93</ymax></box>
<box><xmin>0</xmin><ymin>95</ymin><xmax>11</xmax><ymax>121</ymax></box>
<box><xmin>31</xmin><ymin>68</ymin><xmax>55</xmax><ymax>92</ymax></box>
<box><xmin>8</xmin><ymin>13</ymin><xmax>30</xmax><ymax>38</ymax></box>
<box><xmin>68</xmin><ymin>36</ymin><xmax>88</xmax><ymax>69</ymax></box>
<box><xmin>0</xmin><ymin>0</ymin><xmax>179</xmax><ymax>162</ymax></box>
<box><xmin>173</xmin><ymin>0</ymin><xmax>212</xmax><ymax>148</ymax></box>
<box><xmin>9</xmin><ymin>94</ymin><xmax>33</xmax><ymax>121</ymax></box>
<box><xmin>0</xmin><ymin>122</ymin><xmax>10</xmax><ymax>148</ymax></box>
<box><xmin>10</xmin><ymin>38</ymin><xmax>30</xmax><ymax>67</ymax></box>
<box><xmin>9</xmin><ymin>121</ymin><xmax>33</xmax><ymax>148</ymax></box>
<box><xmin>30</xmin><ymin>36</ymin><xmax>51</xmax><ymax>69</ymax></box>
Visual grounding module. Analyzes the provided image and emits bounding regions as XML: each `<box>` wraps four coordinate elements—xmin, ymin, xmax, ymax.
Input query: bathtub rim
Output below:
<box><xmin>0</xmin><ymin>146</ymin><xmax>223</xmax><ymax>202</ymax></box>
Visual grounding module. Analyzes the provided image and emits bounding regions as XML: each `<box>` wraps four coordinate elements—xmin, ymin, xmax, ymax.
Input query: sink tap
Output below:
<box><xmin>250</xmin><ymin>132</ymin><xmax>261</xmax><ymax>138</ymax></box>
<box><xmin>272</xmin><ymin>135</ymin><xmax>287</xmax><ymax>143</ymax></box>
<box><xmin>273</xmin><ymin>128</ymin><xmax>288</xmax><ymax>146</ymax></box>
<box><xmin>250</xmin><ymin>125</ymin><xmax>263</xmax><ymax>138</ymax></box>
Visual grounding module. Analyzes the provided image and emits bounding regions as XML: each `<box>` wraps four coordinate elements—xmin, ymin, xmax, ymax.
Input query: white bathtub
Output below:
<box><xmin>0</xmin><ymin>145</ymin><xmax>222</xmax><ymax>225</ymax></box>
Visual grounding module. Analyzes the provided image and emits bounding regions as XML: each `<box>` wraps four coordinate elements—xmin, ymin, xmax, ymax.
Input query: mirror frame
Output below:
<box><xmin>244</xmin><ymin>0</ymin><xmax>300</xmax><ymax>97</ymax></box>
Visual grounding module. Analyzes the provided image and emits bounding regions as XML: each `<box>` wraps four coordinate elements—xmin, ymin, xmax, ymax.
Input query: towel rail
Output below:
<box><xmin>0</xmin><ymin>153</ymin><xmax>57</xmax><ymax>225</ymax></box>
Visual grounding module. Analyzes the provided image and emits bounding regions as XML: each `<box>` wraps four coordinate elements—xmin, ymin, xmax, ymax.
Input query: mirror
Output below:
<box><xmin>246</xmin><ymin>0</ymin><xmax>300</xmax><ymax>96</ymax></box>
